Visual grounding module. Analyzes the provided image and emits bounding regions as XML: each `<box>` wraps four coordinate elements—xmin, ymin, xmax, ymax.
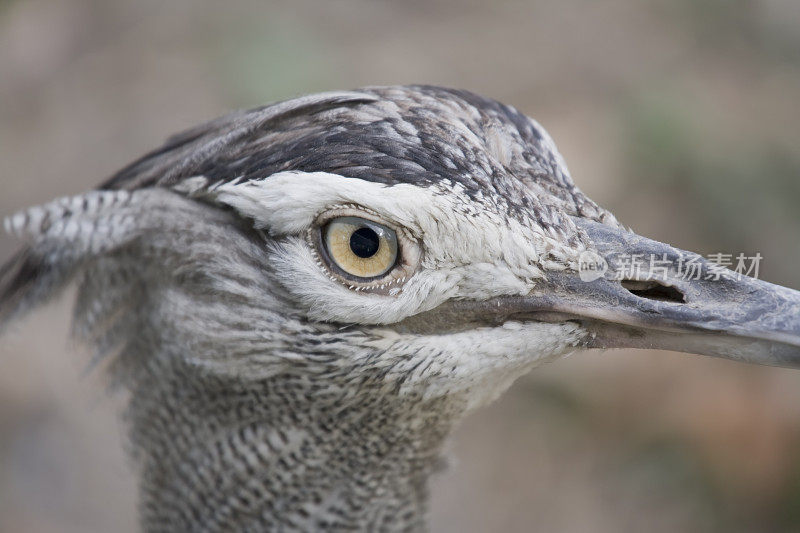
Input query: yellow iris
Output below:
<box><xmin>324</xmin><ymin>217</ymin><xmax>398</xmax><ymax>279</ymax></box>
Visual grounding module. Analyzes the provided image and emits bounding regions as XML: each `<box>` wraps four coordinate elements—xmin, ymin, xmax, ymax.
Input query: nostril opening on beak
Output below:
<box><xmin>620</xmin><ymin>280</ymin><xmax>686</xmax><ymax>304</ymax></box>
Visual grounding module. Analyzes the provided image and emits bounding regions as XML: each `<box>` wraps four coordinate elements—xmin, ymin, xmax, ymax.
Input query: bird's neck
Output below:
<box><xmin>125</xmin><ymin>358</ymin><xmax>462</xmax><ymax>531</ymax></box>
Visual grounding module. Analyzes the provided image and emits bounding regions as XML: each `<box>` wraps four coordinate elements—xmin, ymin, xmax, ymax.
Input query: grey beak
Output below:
<box><xmin>460</xmin><ymin>217</ymin><xmax>800</xmax><ymax>367</ymax></box>
<box><xmin>549</xmin><ymin>218</ymin><xmax>800</xmax><ymax>366</ymax></box>
<box><xmin>559</xmin><ymin>218</ymin><xmax>800</xmax><ymax>366</ymax></box>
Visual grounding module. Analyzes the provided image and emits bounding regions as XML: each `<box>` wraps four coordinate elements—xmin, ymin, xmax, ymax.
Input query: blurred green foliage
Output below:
<box><xmin>622</xmin><ymin>93</ymin><xmax>800</xmax><ymax>286</ymax></box>
<box><xmin>777</xmin><ymin>449</ymin><xmax>800</xmax><ymax>530</ymax></box>
<box><xmin>615</xmin><ymin>436</ymin><xmax>726</xmax><ymax>531</ymax></box>
<box><xmin>664</xmin><ymin>0</ymin><xmax>759</xmax><ymax>48</ymax></box>
<box><xmin>211</xmin><ymin>18</ymin><xmax>339</xmax><ymax>108</ymax></box>
<box><xmin>659</xmin><ymin>0</ymin><xmax>800</xmax><ymax>63</ymax></box>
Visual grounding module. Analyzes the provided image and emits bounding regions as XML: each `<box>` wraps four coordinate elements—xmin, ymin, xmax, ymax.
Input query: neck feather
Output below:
<box><xmin>124</xmin><ymin>354</ymin><xmax>461</xmax><ymax>531</ymax></box>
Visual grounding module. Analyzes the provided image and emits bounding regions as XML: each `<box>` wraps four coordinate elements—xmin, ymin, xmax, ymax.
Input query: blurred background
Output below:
<box><xmin>1</xmin><ymin>0</ymin><xmax>799</xmax><ymax>531</ymax></box>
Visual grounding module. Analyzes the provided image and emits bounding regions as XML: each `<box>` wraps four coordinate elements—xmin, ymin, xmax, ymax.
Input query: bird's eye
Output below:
<box><xmin>323</xmin><ymin>217</ymin><xmax>398</xmax><ymax>279</ymax></box>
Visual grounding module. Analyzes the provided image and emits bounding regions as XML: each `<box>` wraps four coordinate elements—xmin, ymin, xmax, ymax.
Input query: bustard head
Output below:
<box><xmin>2</xmin><ymin>85</ymin><xmax>799</xmax><ymax>530</ymax></box>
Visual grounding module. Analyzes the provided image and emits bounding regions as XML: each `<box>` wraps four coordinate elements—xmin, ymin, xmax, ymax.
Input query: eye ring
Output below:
<box><xmin>310</xmin><ymin>207</ymin><xmax>421</xmax><ymax>292</ymax></box>
<box><xmin>323</xmin><ymin>216</ymin><xmax>398</xmax><ymax>280</ymax></box>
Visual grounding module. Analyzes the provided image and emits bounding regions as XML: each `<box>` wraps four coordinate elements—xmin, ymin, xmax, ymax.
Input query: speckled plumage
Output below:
<box><xmin>2</xmin><ymin>85</ymin><xmax>799</xmax><ymax>532</ymax></box>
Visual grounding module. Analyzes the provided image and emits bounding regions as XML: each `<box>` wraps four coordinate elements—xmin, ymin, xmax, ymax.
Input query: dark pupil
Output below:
<box><xmin>350</xmin><ymin>227</ymin><xmax>380</xmax><ymax>258</ymax></box>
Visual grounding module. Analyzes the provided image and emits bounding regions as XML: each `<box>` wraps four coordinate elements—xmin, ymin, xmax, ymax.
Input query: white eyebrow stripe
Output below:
<box><xmin>196</xmin><ymin>170</ymin><xmax>434</xmax><ymax>236</ymax></box>
<box><xmin>192</xmin><ymin>169</ymin><xmax>583</xmax><ymax>276</ymax></box>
